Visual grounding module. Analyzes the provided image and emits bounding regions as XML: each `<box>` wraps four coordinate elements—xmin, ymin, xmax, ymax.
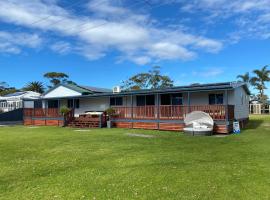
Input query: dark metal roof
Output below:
<box><xmin>36</xmin><ymin>81</ymin><xmax>250</xmax><ymax>100</ymax></box>
<box><xmin>4</xmin><ymin>91</ymin><xmax>26</xmax><ymax>97</ymax></box>
<box><xmin>79</xmin><ymin>85</ymin><xmax>112</xmax><ymax>93</ymax></box>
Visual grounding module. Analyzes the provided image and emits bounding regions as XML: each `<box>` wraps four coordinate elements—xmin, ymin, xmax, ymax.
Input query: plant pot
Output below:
<box><xmin>107</xmin><ymin>120</ymin><xmax>112</xmax><ymax>128</ymax></box>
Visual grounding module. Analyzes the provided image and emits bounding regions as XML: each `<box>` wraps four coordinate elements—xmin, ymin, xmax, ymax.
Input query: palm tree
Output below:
<box><xmin>237</xmin><ymin>72</ymin><xmax>251</xmax><ymax>84</ymax></box>
<box><xmin>251</xmin><ymin>65</ymin><xmax>270</xmax><ymax>100</ymax></box>
<box><xmin>23</xmin><ymin>81</ymin><xmax>45</xmax><ymax>94</ymax></box>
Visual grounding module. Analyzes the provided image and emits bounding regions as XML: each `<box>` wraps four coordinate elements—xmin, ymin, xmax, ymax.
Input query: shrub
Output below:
<box><xmin>105</xmin><ymin>107</ymin><xmax>116</xmax><ymax>120</ymax></box>
<box><xmin>60</xmin><ymin>106</ymin><xmax>70</xmax><ymax>116</ymax></box>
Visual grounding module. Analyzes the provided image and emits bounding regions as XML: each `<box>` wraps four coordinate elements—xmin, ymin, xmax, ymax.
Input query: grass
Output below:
<box><xmin>1</xmin><ymin>115</ymin><xmax>270</xmax><ymax>199</ymax></box>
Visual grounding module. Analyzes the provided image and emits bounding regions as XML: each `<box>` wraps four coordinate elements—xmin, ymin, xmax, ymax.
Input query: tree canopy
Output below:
<box><xmin>43</xmin><ymin>72</ymin><xmax>70</xmax><ymax>87</ymax></box>
<box><xmin>237</xmin><ymin>65</ymin><xmax>270</xmax><ymax>104</ymax></box>
<box><xmin>122</xmin><ymin>66</ymin><xmax>174</xmax><ymax>90</ymax></box>
<box><xmin>237</xmin><ymin>72</ymin><xmax>251</xmax><ymax>84</ymax></box>
<box><xmin>0</xmin><ymin>82</ymin><xmax>18</xmax><ymax>96</ymax></box>
<box><xmin>23</xmin><ymin>81</ymin><xmax>45</xmax><ymax>94</ymax></box>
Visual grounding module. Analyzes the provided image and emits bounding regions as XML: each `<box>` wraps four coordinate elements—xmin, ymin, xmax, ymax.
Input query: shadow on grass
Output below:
<box><xmin>245</xmin><ymin>119</ymin><xmax>264</xmax><ymax>130</ymax></box>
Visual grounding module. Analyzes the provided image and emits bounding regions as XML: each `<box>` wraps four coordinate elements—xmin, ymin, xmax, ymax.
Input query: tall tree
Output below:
<box><xmin>122</xmin><ymin>66</ymin><xmax>174</xmax><ymax>90</ymax></box>
<box><xmin>43</xmin><ymin>72</ymin><xmax>69</xmax><ymax>87</ymax></box>
<box><xmin>23</xmin><ymin>81</ymin><xmax>45</xmax><ymax>94</ymax></box>
<box><xmin>250</xmin><ymin>65</ymin><xmax>270</xmax><ymax>102</ymax></box>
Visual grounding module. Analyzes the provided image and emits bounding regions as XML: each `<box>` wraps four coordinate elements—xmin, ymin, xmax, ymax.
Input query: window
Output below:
<box><xmin>67</xmin><ymin>99</ymin><xmax>80</xmax><ymax>108</ymax></box>
<box><xmin>136</xmin><ymin>96</ymin><xmax>145</xmax><ymax>106</ymax></box>
<box><xmin>209</xmin><ymin>94</ymin><xmax>223</xmax><ymax>105</ymax></box>
<box><xmin>48</xmin><ymin>100</ymin><xmax>58</xmax><ymax>108</ymax></box>
<box><xmin>146</xmin><ymin>95</ymin><xmax>155</xmax><ymax>105</ymax></box>
<box><xmin>67</xmin><ymin>99</ymin><xmax>73</xmax><ymax>108</ymax></box>
<box><xmin>34</xmin><ymin>100</ymin><xmax>42</xmax><ymax>108</ymax></box>
<box><xmin>172</xmin><ymin>94</ymin><xmax>183</xmax><ymax>105</ymax></box>
<box><xmin>75</xmin><ymin>99</ymin><xmax>80</xmax><ymax>108</ymax></box>
<box><xmin>136</xmin><ymin>95</ymin><xmax>155</xmax><ymax>106</ymax></box>
<box><xmin>161</xmin><ymin>94</ymin><xmax>171</xmax><ymax>105</ymax></box>
<box><xmin>161</xmin><ymin>93</ymin><xmax>183</xmax><ymax>105</ymax></box>
<box><xmin>216</xmin><ymin>94</ymin><xmax>223</xmax><ymax>104</ymax></box>
<box><xmin>110</xmin><ymin>97</ymin><xmax>123</xmax><ymax>106</ymax></box>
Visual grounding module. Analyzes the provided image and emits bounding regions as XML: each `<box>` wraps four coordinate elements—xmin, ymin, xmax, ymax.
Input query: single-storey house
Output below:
<box><xmin>23</xmin><ymin>82</ymin><xmax>250</xmax><ymax>133</ymax></box>
<box><xmin>0</xmin><ymin>91</ymin><xmax>41</xmax><ymax>112</ymax></box>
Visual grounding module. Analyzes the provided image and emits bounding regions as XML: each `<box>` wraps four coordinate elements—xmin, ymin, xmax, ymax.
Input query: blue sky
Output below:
<box><xmin>0</xmin><ymin>0</ymin><xmax>270</xmax><ymax>95</ymax></box>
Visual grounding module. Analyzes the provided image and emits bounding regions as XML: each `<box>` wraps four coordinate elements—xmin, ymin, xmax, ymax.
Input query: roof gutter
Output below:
<box><xmin>24</xmin><ymin>87</ymin><xmax>234</xmax><ymax>101</ymax></box>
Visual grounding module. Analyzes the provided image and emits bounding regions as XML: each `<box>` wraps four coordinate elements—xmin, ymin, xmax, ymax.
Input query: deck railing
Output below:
<box><xmin>23</xmin><ymin>108</ymin><xmax>62</xmax><ymax>118</ymax></box>
<box><xmin>24</xmin><ymin>105</ymin><xmax>235</xmax><ymax>121</ymax></box>
<box><xmin>112</xmin><ymin>105</ymin><xmax>234</xmax><ymax>121</ymax></box>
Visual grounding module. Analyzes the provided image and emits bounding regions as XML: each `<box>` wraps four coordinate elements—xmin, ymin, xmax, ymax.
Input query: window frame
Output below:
<box><xmin>67</xmin><ymin>99</ymin><xmax>73</xmax><ymax>108</ymax></box>
<box><xmin>48</xmin><ymin>100</ymin><xmax>59</xmax><ymax>108</ymax></box>
<box><xmin>75</xmin><ymin>99</ymin><xmax>80</xmax><ymax>108</ymax></box>
<box><xmin>110</xmin><ymin>97</ymin><xmax>123</xmax><ymax>106</ymax></box>
<box><xmin>67</xmin><ymin>99</ymin><xmax>80</xmax><ymax>109</ymax></box>
<box><xmin>209</xmin><ymin>93</ymin><xmax>224</xmax><ymax>105</ymax></box>
<box><xmin>160</xmin><ymin>93</ymin><xmax>183</xmax><ymax>105</ymax></box>
<box><xmin>136</xmin><ymin>95</ymin><xmax>155</xmax><ymax>106</ymax></box>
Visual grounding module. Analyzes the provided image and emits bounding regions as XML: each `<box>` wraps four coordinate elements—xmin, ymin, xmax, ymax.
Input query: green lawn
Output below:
<box><xmin>1</xmin><ymin>116</ymin><xmax>270</xmax><ymax>199</ymax></box>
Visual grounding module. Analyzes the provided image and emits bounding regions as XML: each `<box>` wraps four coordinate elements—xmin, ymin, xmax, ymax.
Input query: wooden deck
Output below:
<box><xmin>23</xmin><ymin>105</ymin><xmax>235</xmax><ymax>133</ymax></box>
<box><xmin>23</xmin><ymin>108</ymin><xmax>107</xmax><ymax>128</ymax></box>
<box><xmin>24</xmin><ymin>108</ymin><xmax>64</xmax><ymax>126</ymax></box>
<box><xmin>111</xmin><ymin>105</ymin><xmax>235</xmax><ymax>133</ymax></box>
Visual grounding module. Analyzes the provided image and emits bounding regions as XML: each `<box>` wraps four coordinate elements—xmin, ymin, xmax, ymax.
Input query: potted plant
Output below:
<box><xmin>105</xmin><ymin>107</ymin><xmax>116</xmax><ymax>128</ymax></box>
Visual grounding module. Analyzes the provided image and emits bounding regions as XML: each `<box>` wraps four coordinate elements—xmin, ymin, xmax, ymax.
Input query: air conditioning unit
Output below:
<box><xmin>113</xmin><ymin>86</ymin><xmax>121</xmax><ymax>93</ymax></box>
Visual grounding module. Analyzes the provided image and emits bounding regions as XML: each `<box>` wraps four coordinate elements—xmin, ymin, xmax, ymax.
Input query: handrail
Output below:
<box><xmin>23</xmin><ymin>108</ymin><xmax>62</xmax><ymax>118</ymax></box>
<box><xmin>112</xmin><ymin>105</ymin><xmax>234</xmax><ymax>120</ymax></box>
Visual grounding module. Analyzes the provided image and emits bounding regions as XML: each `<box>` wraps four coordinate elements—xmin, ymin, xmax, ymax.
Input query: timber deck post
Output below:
<box><xmin>156</xmin><ymin>93</ymin><xmax>160</xmax><ymax>130</ymax></box>
<box><xmin>225</xmin><ymin>90</ymin><xmax>229</xmax><ymax>132</ymax></box>
<box><xmin>187</xmin><ymin>92</ymin><xmax>191</xmax><ymax>113</ymax></box>
<box><xmin>131</xmin><ymin>95</ymin><xmax>134</xmax><ymax>128</ymax></box>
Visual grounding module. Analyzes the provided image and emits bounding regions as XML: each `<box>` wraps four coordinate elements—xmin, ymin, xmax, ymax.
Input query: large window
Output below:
<box><xmin>172</xmin><ymin>94</ymin><xmax>183</xmax><ymax>105</ymax></box>
<box><xmin>209</xmin><ymin>94</ymin><xmax>223</xmax><ymax>105</ymax></box>
<box><xmin>48</xmin><ymin>100</ymin><xmax>58</xmax><ymax>108</ymax></box>
<box><xmin>67</xmin><ymin>99</ymin><xmax>80</xmax><ymax>108</ymax></box>
<box><xmin>110</xmin><ymin>97</ymin><xmax>123</xmax><ymax>106</ymax></box>
<box><xmin>34</xmin><ymin>100</ymin><xmax>42</xmax><ymax>108</ymax></box>
<box><xmin>161</xmin><ymin>94</ymin><xmax>171</xmax><ymax>105</ymax></box>
<box><xmin>75</xmin><ymin>99</ymin><xmax>80</xmax><ymax>108</ymax></box>
<box><xmin>161</xmin><ymin>93</ymin><xmax>183</xmax><ymax>105</ymax></box>
<box><xmin>136</xmin><ymin>95</ymin><xmax>155</xmax><ymax>106</ymax></box>
<box><xmin>67</xmin><ymin>99</ymin><xmax>73</xmax><ymax>108</ymax></box>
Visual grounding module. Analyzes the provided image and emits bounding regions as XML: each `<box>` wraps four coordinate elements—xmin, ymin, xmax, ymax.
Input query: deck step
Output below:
<box><xmin>67</xmin><ymin>119</ymin><xmax>100</xmax><ymax>128</ymax></box>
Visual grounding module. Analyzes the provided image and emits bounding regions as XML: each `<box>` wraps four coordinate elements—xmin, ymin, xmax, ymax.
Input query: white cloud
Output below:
<box><xmin>181</xmin><ymin>0</ymin><xmax>270</xmax><ymax>14</ymax></box>
<box><xmin>50</xmin><ymin>41</ymin><xmax>71</xmax><ymax>54</ymax></box>
<box><xmin>129</xmin><ymin>56</ymin><xmax>152</xmax><ymax>65</ymax></box>
<box><xmin>0</xmin><ymin>31</ymin><xmax>42</xmax><ymax>54</ymax></box>
<box><xmin>0</xmin><ymin>0</ymin><xmax>223</xmax><ymax>64</ymax></box>
<box><xmin>148</xmin><ymin>42</ymin><xmax>196</xmax><ymax>60</ymax></box>
<box><xmin>87</xmin><ymin>0</ymin><xmax>127</xmax><ymax>16</ymax></box>
<box><xmin>180</xmin><ymin>0</ymin><xmax>270</xmax><ymax>41</ymax></box>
